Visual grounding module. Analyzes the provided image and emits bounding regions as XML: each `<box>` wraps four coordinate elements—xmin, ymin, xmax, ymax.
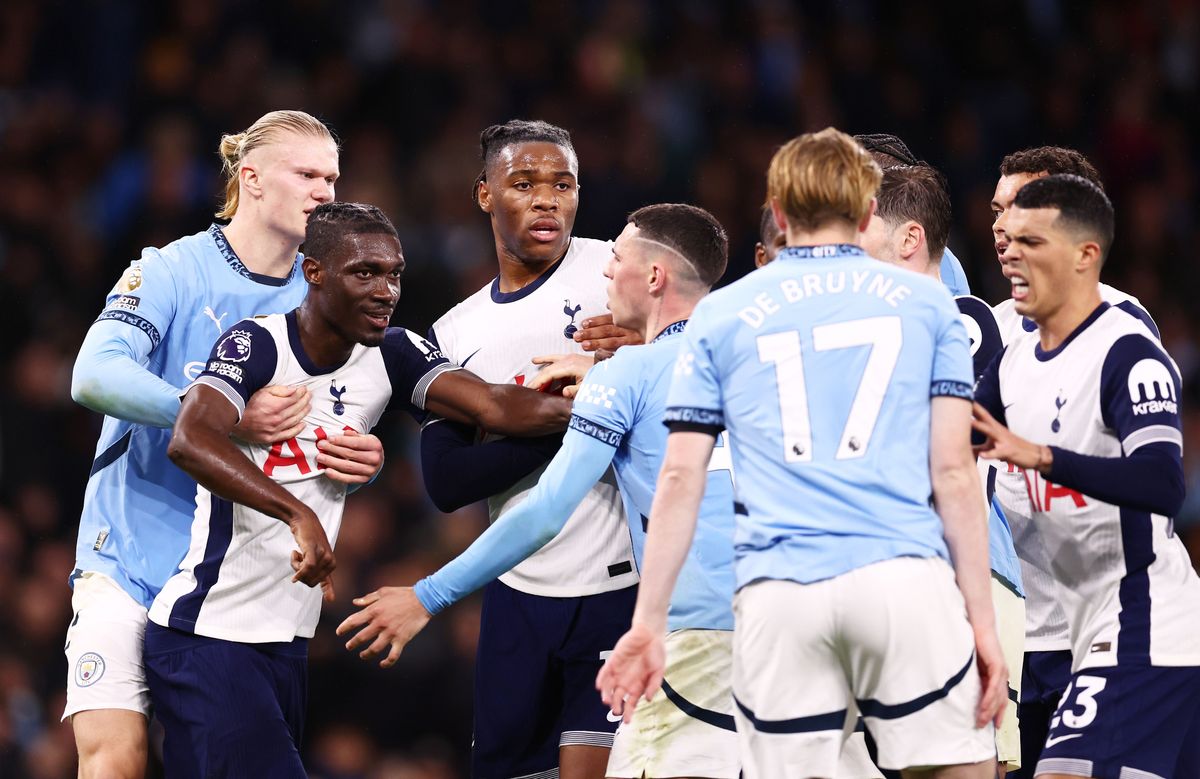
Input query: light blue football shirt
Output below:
<box><xmin>665</xmin><ymin>244</ymin><xmax>974</xmax><ymax>591</ymax></box>
<box><xmin>74</xmin><ymin>225</ymin><xmax>308</xmax><ymax>607</ymax></box>
<box><xmin>572</xmin><ymin>322</ymin><xmax>737</xmax><ymax>631</ymax></box>
<box><xmin>940</xmin><ymin>246</ymin><xmax>970</xmax><ymax>296</ymax></box>
<box><xmin>415</xmin><ymin>322</ymin><xmax>738</xmax><ymax>632</ymax></box>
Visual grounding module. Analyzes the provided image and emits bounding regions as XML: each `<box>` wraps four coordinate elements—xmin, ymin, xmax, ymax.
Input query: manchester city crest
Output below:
<box><xmin>75</xmin><ymin>652</ymin><xmax>105</xmax><ymax>687</ymax></box>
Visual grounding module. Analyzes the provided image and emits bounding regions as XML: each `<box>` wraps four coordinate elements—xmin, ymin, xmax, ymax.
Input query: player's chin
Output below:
<box><xmin>520</xmin><ymin>236</ymin><xmax>569</xmax><ymax>264</ymax></box>
<box><xmin>358</xmin><ymin>326</ymin><xmax>388</xmax><ymax>347</ymax></box>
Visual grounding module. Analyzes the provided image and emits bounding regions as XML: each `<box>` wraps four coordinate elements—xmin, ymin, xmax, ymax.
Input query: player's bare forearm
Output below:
<box><xmin>168</xmin><ymin>386</ymin><xmax>314</xmax><ymax>525</ymax></box>
<box><xmin>931</xmin><ymin>398</ymin><xmax>995</xmax><ymax>630</ymax></box>
<box><xmin>933</xmin><ymin>462</ymin><xmax>995</xmax><ymax>628</ymax></box>
<box><xmin>425</xmin><ymin>369</ymin><xmax>571</xmax><ymax>436</ymax></box>
<box><xmin>632</xmin><ymin>431</ymin><xmax>714</xmax><ymax>634</ymax></box>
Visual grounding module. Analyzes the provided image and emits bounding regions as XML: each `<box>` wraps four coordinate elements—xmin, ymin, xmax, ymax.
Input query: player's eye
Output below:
<box><xmin>514</xmin><ymin>181</ymin><xmax>531</xmax><ymax>191</ymax></box>
<box><xmin>555</xmin><ymin>182</ymin><xmax>574</xmax><ymax>192</ymax></box>
<box><xmin>991</xmin><ymin>209</ymin><xmax>1002</xmax><ymax>222</ymax></box>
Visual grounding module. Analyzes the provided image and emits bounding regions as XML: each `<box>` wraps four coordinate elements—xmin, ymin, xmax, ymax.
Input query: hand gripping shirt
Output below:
<box><xmin>74</xmin><ymin>225</ymin><xmax>308</xmax><ymax>607</ymax></box>
<box><xmin>149</xmin><ymin>312</ymin><xmax>455</xmax><ymax>642</ymax></box>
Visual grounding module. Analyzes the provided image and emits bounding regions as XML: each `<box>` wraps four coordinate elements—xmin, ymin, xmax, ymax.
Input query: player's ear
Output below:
<box><xmin>769</xmin><ymin>199</ymin><xmax>788</xmax><ymax>237</ymax></box>
<box><xmin>900</xmin><ymin>221</ymin><xmax>924</xmax><ymax>260</ymax></box>
<box><xmin>240</xmin><ymin>162</ymin><xmax>262</xmax><ymax>201</ymax></box>
<box><xmin>302</xmin><ymin>256</ymin><xmax>323</xmax><ymax>286</ymax></box>
<box><xmin>1076</xmin><ymin>240</ymin><xmax>1103</xmax><ymax>273</ymax></box>
<box><xmin>754</xmin><ymin>242</ymin><xmax>768</xmax><ymax>269</ymax></box>
<box><xmin>857</xmin><ymin>198</ymin><xmax>877</xmax><ymax>235</ymax></box>
<box><xmin>647</xmin><ymin>261</ymin><xmax>666</xmax><ymax>294</ymax></box>
<box><xmin>476</xmin><ymin>178</ymin><xmax>492</xmax><ymax>214</ymax></box>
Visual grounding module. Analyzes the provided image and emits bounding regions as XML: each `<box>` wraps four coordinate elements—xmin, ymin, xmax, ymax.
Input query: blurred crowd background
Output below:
<box><xmin>1</xmin><ymin>1</ymin><xmax>1198</xmax><ymax>776</ymax></box>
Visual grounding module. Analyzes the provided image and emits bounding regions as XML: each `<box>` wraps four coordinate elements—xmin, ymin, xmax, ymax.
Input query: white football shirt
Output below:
<box><xmin>150</xmin><ymin>312</ymin><xmax>456</xmax><ymax>642</ymax></box>
<box><xmin>980</xmin><ymin>304</ymin><xmax>1200</xmax><ymax>671</ymax></box>
<box><xmin>430</xmin><ymin>237</ymin><xmax>636</xmax><ymax>597</ymax></box>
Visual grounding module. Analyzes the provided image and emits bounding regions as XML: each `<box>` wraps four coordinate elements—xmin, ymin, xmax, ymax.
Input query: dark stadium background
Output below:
<box><xmin>1</xmin><ymin>2</ymin><xmax>1198</xmax><ymax>776</ymax></box>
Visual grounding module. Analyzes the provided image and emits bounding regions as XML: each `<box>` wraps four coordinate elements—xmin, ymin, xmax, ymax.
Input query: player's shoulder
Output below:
<box><xmin>955</xmin><ymin>294</ymin><xmax>998</xmax><ymax>323</ymax></box>
<box><xmin>381</xmin><ymin>325</ymin><xmax>442</xmax><ymax>355</ymax></box>
<box><xmin>1099</xmin><ymin>282</ymin><xmax>1159</xmax><ymax>339</ymax></box>
<box><xmin>144</xmin><ymin>226</ymin><xmax>222</xmax><ymax>269</ymax></box>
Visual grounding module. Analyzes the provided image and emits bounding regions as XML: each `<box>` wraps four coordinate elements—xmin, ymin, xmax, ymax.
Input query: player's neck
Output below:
<box><xmin>642</xmin><ymin>294</ymin><xmax>698</xmax><ymax>343</ymax></box>
<box><xmin>222</xmin><ymin>218</ymin><xmax>300</xmax><ymax>279</ymax></box>
<box><xmin>784</xmin><ymin>224</ymin><xmax>859</xmax><ymax>248</ymax></box>
<box><xmin>495</xmin><ymin>239</ymin><xmax>567</xmax><ymax>293</ymax></box>
<box><xmin>293</xmin><ymin>303</ymin><xmax>355</xmax><ymax>368</ymax></box>
<box><xmin>1037</xmin><ymin>285</ymin><xmax>1104</xmax><ymax>351</ymax></box>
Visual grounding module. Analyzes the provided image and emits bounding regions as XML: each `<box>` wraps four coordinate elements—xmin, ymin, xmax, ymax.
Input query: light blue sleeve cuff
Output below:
<box><xmin>413</xmin><ymin>428</ymin><xmax>618</xmax><ymax>614</ymax></box>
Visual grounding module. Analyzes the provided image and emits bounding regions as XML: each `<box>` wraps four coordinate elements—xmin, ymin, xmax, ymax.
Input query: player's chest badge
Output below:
<box><xmin>330</xmin><ymin>382</ymin><xmax>348</xmax><ymax>415</ymax></box>
<box><xmin>1051</xmin><ymin>392</ymin><xmax>1067</xmax><ymax>432</ymax></box>
<box><xmin>562</xmin><ymin>299</ymin><xmax>582</xmax><ymax>339</ymax></box>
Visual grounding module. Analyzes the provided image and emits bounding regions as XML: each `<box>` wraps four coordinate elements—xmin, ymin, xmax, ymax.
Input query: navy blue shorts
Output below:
<box><xmin>1009</xmin><ymin>649</ymin><xmax>1072</xmax><ymax>779</ymax></box>
<box><xmin>1038</xmin><ymin>664</ymin><xmax>1200</xmax><ymax>779</ymax></box>
<box><xmin>144</xmin><ymin>622</ymin><xmax>308</xmax><ymax>779</ymax></box>
<box><xmin>472</xmin><ymin>580</ymin><xmax>637</xmax><ymax>779</ymax></box>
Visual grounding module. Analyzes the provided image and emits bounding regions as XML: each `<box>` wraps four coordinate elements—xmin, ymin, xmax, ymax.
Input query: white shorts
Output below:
<box><xmin>732</xmin><ymin>557</ymin><xmax>995</xmax><ymax>777</ymax></box>
<box><xmin>62</xmin><ymin>572</ymin><xmax>151</xmax><ymax>721</ymax></box>
<box><xmin>607</xmin><ymin>628</ymin><xmax>739</xmax><ymax>779</ymax></box>
<box><xmin>992</xmin><ymin>574</ymin><xmax>1025</xmax><ymax>771</ymax></box>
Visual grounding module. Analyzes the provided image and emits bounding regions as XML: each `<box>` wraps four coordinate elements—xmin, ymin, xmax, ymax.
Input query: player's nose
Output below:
<box><xmin>531</xmin><ymin>184</ymin><xmax>558</xmax><ymax>210</ymax></box>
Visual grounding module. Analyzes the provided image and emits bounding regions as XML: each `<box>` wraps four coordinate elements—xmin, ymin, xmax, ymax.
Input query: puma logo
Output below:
<box><xmin>203</xmin><ymin>306</ymin><xmax>228</xmax><ymax>335</ymax></box>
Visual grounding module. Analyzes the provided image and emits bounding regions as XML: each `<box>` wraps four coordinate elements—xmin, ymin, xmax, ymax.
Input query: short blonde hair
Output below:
<box><xmin>216</xmin><ymin>110</ymin><xmax>336</xmax><ymax>219</ymax></box>
<box><xmin>766</xmin><ymin>127</ymin><xmax>881</xmax><ymax>233</ymax></box>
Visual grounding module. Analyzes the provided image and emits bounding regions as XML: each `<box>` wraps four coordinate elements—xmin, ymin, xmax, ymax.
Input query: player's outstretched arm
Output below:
<box><xmin>598</xmin><ymin>430</ymin><xmax>713</xmax><ymax>723</ymax></box>
<box><xmin>338</xmin><ymin>430</ymin><xmax>615</xmax><ymax>667</ymax></box>
<box><xmin>931</xmin><ymin>395</ymin><xmax>1006</xmax><ymax>729</ymax></box>
<box><xmin>420</xmin><ymin>420</ymin><xmax>562</xmax><ymax>512</ymax></box>
<box><xmin>424</xmin><ymin>369</ymin><xmax>572</xmax><ymax>437</ymax></box>
<box><xmin>973</xmin><ymin>402</ymin><xmax>1185</xmax><ymax>518</ymax></box>
<box><xmin>168</xmin><ymin>385</ymin><xmax>335</xmax><ymax>593</ymax></box>
<box><xmin>71</xmin><ymin>319</ymin><xmax>185</xmax><ymax>428</ymax></box>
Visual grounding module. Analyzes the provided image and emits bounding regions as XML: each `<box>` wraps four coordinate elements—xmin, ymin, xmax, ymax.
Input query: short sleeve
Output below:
<box><xmin>1100</xmin><ymin>333</ymin><xmax>1182</xmax><ymax>454</ymax></box>
<box><xmin>381</xmin><ymin>328</ymin><xmax>457</xmax><ymax>414</ymax></box>
<box><xmin>189</xmin><ymin>319</ymin><xmax>279</xmax><ymax>418</ymax></box>
<box><xmin>939</xmin><ymin>247</ymin><xmax>970</xmax><ymax>296</ymax></box>
<box><xmin>664</xmin><ymin>299</ymin><xmax>725</xmax><ymax>434</ymax></box>
<box><xmin>94</xmin><ymin>249</ymin><xmax>179</xmax><ymax>351</ymax></box>
<box><xmin>931</xmin><ymin>294</ymin><xmax>974</xmax><ymax>400</ymax></box>
<box><xmin>569</xmin><ymin>353</ymin><xmax>639</xmax><ymax>449</ymax></box>
<box><xmin>956</xmin><ymin>295</ymin><xmax>1004</xmax><ymax>381</ymax></box>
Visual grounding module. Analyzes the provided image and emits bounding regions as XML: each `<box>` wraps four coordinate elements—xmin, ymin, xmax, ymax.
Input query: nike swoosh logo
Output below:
<box><xmin>460</xmin><ymin>348</ymin><xmax>481</xmax><ymax>369</ymax></box>
<box><xmin>606</xmin><ymin>710</ymin><xmax>622</xmax><ymax>723</ymax></box>
<box><xmin>1044</xmin><ymin>733</ymin><xmax>1083</xmax><ymax>748</ymax></box>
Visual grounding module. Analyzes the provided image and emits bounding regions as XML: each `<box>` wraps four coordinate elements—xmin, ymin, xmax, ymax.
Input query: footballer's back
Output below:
<box><xmin>429</xmin><ymin>237</ymin><xmax>636</xmax><ymax>597</ymax></box>
<box><xmin>667</xmin><ymin>244</ymin><xmax>974</xmax><ymax>588</ymax></box>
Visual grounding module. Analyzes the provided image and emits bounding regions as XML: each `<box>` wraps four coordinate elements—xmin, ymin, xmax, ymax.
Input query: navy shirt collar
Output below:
<box><xmin>209</xmin><ymin>223</ymin><xmax>299</xmax><ymax>287</ymax></box>
<box><xmin>652</xmin><ymin>319</ymin><xmax>688</xmax><ymax>343</ymax></box>
<box><xmin>1034</xmin><ymin>302</ymin><xmax>1110</xmax><ymax>362</ymax></box>
<box><xmin>777</xmin><ymin>243</ymin><xmax>865</xmax><ymax>261</ymax></box>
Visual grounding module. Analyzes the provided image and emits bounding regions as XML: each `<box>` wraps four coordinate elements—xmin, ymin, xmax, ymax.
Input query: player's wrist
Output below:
<box><xmin>1035</xmin><ymin>444</ymin><xmax>1054</xmax><ymax>475</ymax></box>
